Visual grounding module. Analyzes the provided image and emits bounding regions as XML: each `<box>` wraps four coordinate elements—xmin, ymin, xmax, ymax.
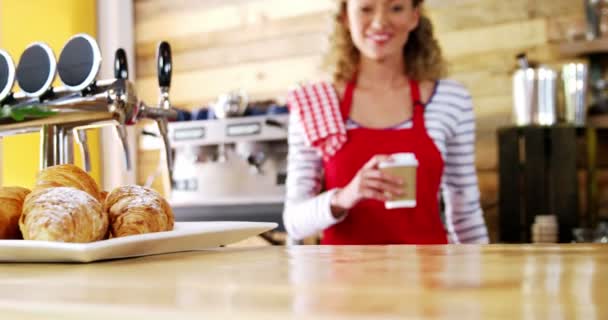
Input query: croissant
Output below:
<box><xmin>0</xmin><ymin>186</ymin><xmax>31</xmax><ymax>239</ymax></box>
<box><xmin>33</xmin><ymin>164</ymin><xmax>102</xmax><ymax>202</ymax></box>
<box><xmin>104</xmin><ymin>185</ymin><xmax>174</xmax><ymax>238</ymax></box>
<box><xmin>20</xmin><ymin>187</ymin><xmax>108</xmax><ymax>243</ymax></box>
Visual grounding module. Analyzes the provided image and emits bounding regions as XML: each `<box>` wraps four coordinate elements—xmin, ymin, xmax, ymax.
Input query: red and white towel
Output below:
<box><xmin>286</xmin><ymin>82</ymin><xmax>347</xmax><ymax>159</ymax></box>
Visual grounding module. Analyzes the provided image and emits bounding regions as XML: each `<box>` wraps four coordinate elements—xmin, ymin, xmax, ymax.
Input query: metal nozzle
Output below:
<box><xmin>114</xmin><ymin>124</ymin><xmax>132</xmax><ymax>171</ymax></box>
<box><xmin>74</xmin><ymin>129</ymin><xmax>91</xmax><ymax>172</ymax></box>
<box><xmin>156</xmin><ymin>118</ymin><xmax>173</xmax><ymax>180</ymax></box>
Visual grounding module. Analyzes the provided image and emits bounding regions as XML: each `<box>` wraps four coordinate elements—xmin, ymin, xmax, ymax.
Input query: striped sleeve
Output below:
<box><xmin>439</xmin><ymin>81</ymin><xmax>489</xmax><ymax>244</ymax></box>
<box><xmin>282</xmin><ymin>110</ymin><xmax>344</xmax><ymax>241</ymax></box>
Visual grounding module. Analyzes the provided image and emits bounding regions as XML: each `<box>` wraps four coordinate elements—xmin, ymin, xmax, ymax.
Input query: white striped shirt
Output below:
<box><xmin>283</xmin><ymin>79</ymin><xmax>489</xmax><ymax>244</ymax></box>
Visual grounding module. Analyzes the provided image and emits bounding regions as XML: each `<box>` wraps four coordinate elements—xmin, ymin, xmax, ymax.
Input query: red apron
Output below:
<box><xmin>321</xmin><ymin>79</ymin><xmax>448</xmax><ymax>245</ymax></box>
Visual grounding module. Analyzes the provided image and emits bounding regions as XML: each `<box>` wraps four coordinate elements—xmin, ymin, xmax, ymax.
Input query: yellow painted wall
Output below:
<box><xmin>0</xmin><ymin>0</ymin><xmax>101</xmax><ymax>188</ymax></box>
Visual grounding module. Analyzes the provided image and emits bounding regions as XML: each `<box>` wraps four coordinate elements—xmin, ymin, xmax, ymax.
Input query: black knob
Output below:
<box><xmin>0</xmin><ymin>49</ymin><xmax>15</xmax><ymax>102</ymax></box>
<box><xmin>16</xmin><ymin>43</ymin><xmax>56</xmax><ymax>97</ymax></box>
<box><xmin>57</xmin><ymin>33</ymin><xmax>101</xmax><ymax>91</ymax></box>
<box><xmin>156</xmin><ymin>41</ymin><xmax>171</xmax><ymax>88</ymax></box>
<box><xmin>114</xmin><ymin>48</ymin><xmax>129</xmax><ymax>80</ymax></box>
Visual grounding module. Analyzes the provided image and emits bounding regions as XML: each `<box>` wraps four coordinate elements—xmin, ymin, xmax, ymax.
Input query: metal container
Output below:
<box><xmin>212</xmin><ymin>90</ymin><xmax>248</xmax><ymax>119</ymax></box>
<box><xmin>562</xmin><ymin>63</ymin><xmax>589</xmax><ymax>126</ymax></box>
<box><xmin>586</xmin><ymin>0</ymin><xmax>602</xmax><ymax>39</ymax></box>
<box><xmin>512</xmin><ymin>66</ymin><xmax>558</xmax><ymax>126</ymax></box>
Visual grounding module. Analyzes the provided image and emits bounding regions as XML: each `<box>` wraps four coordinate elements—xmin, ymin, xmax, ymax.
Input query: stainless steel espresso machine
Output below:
<box><xmin>0</xmin><ymin>34</ymin><xmax>176</xmax><ymax>178</ymax></box>
<box><xmin>140</xmin><ymin>95</ymin><xmax>289</xmax><ymax>229</ymax></box>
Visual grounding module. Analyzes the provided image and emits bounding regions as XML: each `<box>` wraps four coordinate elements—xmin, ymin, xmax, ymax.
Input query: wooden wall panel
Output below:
<box><xmin>134</xmin><ymin>0</ymin><xmax>585</xmax><ymax>241</ymax></box>
<box><xmin>438</xmin><ymin>19</ymin><xmax>549</xmax><ymax>59</ymax></box>
<box><xmin>137</xmin><ymin>33</ymin><xmax>325</xmax><ymax>77</ymax></box>
<box><xmin>135</xmin><ymin>0</ymin><xmax>333</xmax><ymax>44</ymax></box>
<box><xmin>136</xmin><ymin>55</ymin><xmax>323</xmax><ymax>106</ymax></box>
<box><xmin>135</xmin><ymin>12</ymin><xmax>329</xmax><ymax>59</ymax></box>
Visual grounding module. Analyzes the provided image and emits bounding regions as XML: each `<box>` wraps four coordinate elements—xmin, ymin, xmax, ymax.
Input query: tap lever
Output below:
<box><xmin>115</xmin><ymin>124</ymin><xmax>132</xmax><ymax>171</ymax></box>
<box><xmin>156</xmin><ymin>41</ymin><xmax>172</xmax><ymax>89</ymax></box>
<box><xmin>74</xmin><ymin>129</ymin><xmax>91</xmax><ymax>172</ymax></box>
<box><xmin>151</xmin><ymin>41</ymin><xmax>174</xmax><ymax>184</ymax></box>
<box><xmin>114</xmin><ymin>48</ymin><xmax>129</xmax><ymax>80</ymax></box>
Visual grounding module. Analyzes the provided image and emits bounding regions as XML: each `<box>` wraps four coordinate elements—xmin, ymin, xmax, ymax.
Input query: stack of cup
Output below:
<box><xmin>532</xmin><ymin>215</ymin><xmax>558</xmax><ymax>243</ymax></box>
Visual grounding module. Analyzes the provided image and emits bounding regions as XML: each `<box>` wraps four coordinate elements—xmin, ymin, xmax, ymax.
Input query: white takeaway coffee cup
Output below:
<box><xmin>378</xmin><ymin>153</ymin><xmax>418</xmax><ymax>209</ymax></box>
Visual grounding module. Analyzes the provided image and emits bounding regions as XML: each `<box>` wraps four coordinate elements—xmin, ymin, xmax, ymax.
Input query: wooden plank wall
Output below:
<box><xmin>134</xmin><ymin>0</ymin><xmax>586</xmax><ymax>241</ymax></box>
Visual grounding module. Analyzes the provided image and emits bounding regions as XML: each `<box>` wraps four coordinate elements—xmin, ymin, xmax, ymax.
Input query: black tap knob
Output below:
<box><xmin>156</xmin><ymin>41</ymin><xmax>171</xmax><ymax>88</ymax></box>
<box><xmin>16</xmin><ymin>42</ymin><xmax>56</xmax><ymax>97</ymax></box>
<box><xmin>57</xmin><ymin>33</ymin><xmax>101</xmax><ymax>92</ymax></box>
<box><xmin>114</xmin><ymin>48</ymin><xmax>129</xmax><ymax>80</ymax></box>
<box><xmin>0</xmin><ymin>49</ymin><xmax>15</xmax><ymax>103</ymax></box>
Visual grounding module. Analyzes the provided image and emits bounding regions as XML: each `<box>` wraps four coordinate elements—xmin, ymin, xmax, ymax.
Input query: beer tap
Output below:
<box><xmin>156</xmin><ymin>41</ymin><xmax>173</xmax><ymax>175</ymax></box>
<box><xmin>137</xmin><ymin>41</ymin><xmax>174</xmax><ymax>182</ymax></box>
<box><xmin>57</xmin><ymin>33</ymin><xmax>102</xmax><ymax>172</ymax></box>
<box><xmin>14</xmin><ymin>42</ymin><xmax>81</xmax><ymax>167</ymax></box>
<box><xmin>112</xmin><ymin>48</ymin><xmax>132</xmax><ymax>171</ymax></box>
<box><xmin>0</xmin><ymin>34</ymin><xmax>177</xmax><ymax>186</ymax></box>
<box><xmin>43</xmin><ymin>39</ymin><xmax>177</xmax><ymax>178</ymax></box>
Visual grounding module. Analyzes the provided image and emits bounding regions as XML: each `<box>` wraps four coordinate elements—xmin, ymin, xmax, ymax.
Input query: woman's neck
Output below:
<box><xmin>356</xmin><ymin>55</ymin><xmax>407</xmax><ymax>89</ymax></box>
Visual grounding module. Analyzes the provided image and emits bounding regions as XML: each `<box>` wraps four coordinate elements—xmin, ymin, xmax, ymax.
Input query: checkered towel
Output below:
<box><xmin>287</xmin><ymin>82</ymin><xmax>347</xmax><ymax>159</ymax></box>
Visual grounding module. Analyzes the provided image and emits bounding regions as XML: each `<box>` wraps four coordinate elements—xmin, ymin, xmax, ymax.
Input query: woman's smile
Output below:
<box><xmin>366</xmin><ymin>31</ymin><xmax>393</xmax><ymax>46</ymax></box>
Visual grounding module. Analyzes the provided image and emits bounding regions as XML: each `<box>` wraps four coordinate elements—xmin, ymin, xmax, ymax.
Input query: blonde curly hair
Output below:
<box><xmin>323</xmin><ymin>0</ymin><xmax>446</xmax><ymax>83</ymax></box>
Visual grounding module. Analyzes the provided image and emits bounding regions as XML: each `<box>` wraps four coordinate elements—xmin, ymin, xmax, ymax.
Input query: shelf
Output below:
<box><xmin>559</xmin><ymin>37</ymin><xmax>608</xmax><ymax>57</ymax></box>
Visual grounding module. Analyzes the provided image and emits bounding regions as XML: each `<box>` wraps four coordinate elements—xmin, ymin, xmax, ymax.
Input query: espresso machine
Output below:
<box><xmin>140</xmin><ymin>94</ymin><xmax>289</xmax><ymax>227</ymax></box>
<box><xmin>140</xmin><ymin>105</ymin><xmax>289</xmax><ymax>206</ymax></box>
<box><xmin>0</xmin><ymin>34</ymin><xmax>176</xmax><ymax>178</ymax></box>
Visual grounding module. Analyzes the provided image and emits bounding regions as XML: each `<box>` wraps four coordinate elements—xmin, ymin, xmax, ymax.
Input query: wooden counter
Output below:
<box><xmin>0</xmin><ymin>245</ymin><xmax>606</xmax><ymax>319</ymax></box>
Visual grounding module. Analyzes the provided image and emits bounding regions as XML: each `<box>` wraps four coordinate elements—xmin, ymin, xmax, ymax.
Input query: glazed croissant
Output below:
<box><xmin>19</xmin><ymin>187</ymin><xmax>108</xmax><ymax>243</ymax></box>
<box><xmin>0</xmin><ymin>186</ymin><xmax>31</xmax><ymax>239</ymax></box>
<box><xmin>33</xmin><ymin>164</ymin><xmax>102</xmax><ymax>202</ymax></box>
<box><xmin>104</xmin><ymin>185</ymin><xmax>174</xmax><ymax>238</ymax></box>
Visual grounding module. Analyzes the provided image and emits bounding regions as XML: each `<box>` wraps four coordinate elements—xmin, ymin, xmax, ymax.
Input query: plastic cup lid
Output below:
<box><xmin>379</xmin><ymin>153</ymin><xmax>418</xmax><ymax>168</ymax></box>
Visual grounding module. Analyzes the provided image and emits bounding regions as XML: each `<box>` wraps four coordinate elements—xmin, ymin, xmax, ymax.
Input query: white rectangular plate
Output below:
<box><xmin>0</xmin><ymin>221</ymin><xmax>277</xmax><ymax>263</ymax></box>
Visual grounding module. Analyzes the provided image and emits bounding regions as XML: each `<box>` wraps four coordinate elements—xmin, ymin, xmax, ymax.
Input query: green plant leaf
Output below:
<box><xmin>0</xmin><ymin>105</ymin><xmax>57</xmax><ymax>121</ymax></box>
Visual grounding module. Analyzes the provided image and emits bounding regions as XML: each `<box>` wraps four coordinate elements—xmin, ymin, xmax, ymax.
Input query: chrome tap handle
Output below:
<box><xmin>74</xmin><ymin>129</ymin><xmax>91</xmax><ymax>172</ymax></box>
<box><xmin>115</xmin><ymin>124</ymin><xmax>132</xmax><ymax>171</ymax></box>
<box><xmin>112</xmin><ymin>48</ymin><xmax>133</xmax><ymax>172</ymax></box>
<box><xmin>154</xmin><ymin>41</ymin><xmax>174</xmax><ymax>183</ymax></box>
<box><xmin>114</xmin><ymin>48</ymin><xmax>129</xmax><ymax>80</ymax></box>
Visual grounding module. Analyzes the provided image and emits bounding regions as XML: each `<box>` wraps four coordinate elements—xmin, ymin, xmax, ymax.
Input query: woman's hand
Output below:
<box><xmin>330</xmin><ymin>155</ymin><xmax>404</xmax><ymax>217</ymax></box>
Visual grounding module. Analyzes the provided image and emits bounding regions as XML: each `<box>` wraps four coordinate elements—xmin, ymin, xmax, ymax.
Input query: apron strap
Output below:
<box><xmin>340</xmin><ymin>80</ymin><xmax>356</xmax><ymax>118</ymax></box>
<box><xmin>409</xmin><ymin>79</ymin><xmax>424</xmax><ymax>107</ymax></box>
<box><xmin>409</xmin><ymin>79</ymin><xmax>426</xmax><ymax>129</ymax></box>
